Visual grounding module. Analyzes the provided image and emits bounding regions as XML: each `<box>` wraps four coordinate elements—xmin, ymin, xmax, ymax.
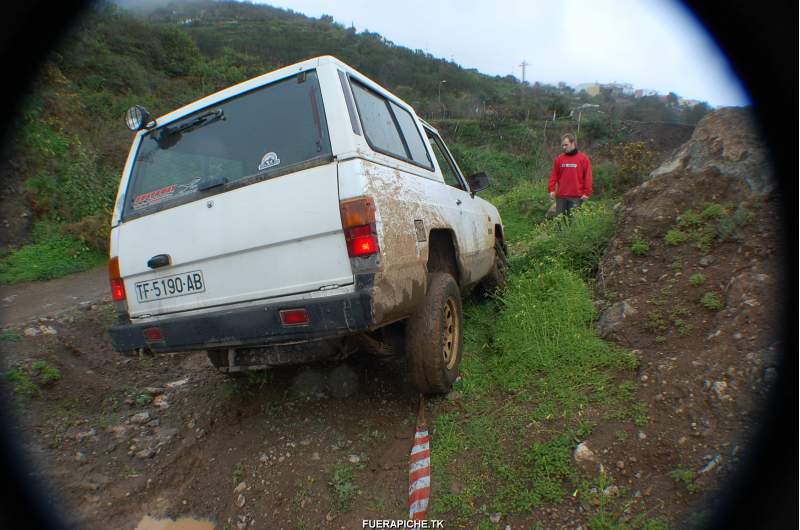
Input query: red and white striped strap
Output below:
<box><xmin>408</xmin><ymin>426</ymin><xmax>431</xmax><ymax>520</ymax></box>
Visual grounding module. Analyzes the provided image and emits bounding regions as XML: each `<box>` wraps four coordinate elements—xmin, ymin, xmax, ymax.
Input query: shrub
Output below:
<box><xmin>701</xmin><ymin>292</ymin><xmax>723</xmax><ymax>311</ymax></box>
<box><xmin>630</xmin><ymin>236</ymin><xmax>650</xmax><ymax>256</ymax></box>
<box><xmin>701</xmin><ymin>202</ymin><xmax>726</xmax><ymax>220</ymax></box>
<box><xmin>689</xmin><ymin>273</ymin><xmax>706</xmax><ymax>286</ymax></box>
<box><xmin>664</xmin><ymin>229</ymin><xmax>689</xmax><ymax>246</ymax></box>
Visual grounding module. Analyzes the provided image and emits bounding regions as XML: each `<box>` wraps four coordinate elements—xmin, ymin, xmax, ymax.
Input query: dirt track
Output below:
<box><xmin>2</xmin><ymin>299</ymin><xmax>426</xmax><ymax>529</ymax></box>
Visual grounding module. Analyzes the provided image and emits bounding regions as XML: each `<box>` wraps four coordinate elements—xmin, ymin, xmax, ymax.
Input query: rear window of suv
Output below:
<box><xmin>123</xmin><ymin>70</ymin><xmax>331</xmax><ymax>220</ymax></box>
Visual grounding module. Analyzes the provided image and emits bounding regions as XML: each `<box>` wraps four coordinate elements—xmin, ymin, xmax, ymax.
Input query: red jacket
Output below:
<box><xmin>548</xmin><ymin>150</ymin><xmax>592</xmax><ymax>198</ymax></box>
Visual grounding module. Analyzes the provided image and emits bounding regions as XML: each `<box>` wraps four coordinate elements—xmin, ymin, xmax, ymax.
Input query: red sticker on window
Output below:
<box><xmin>133</xmin><ymin>184</ymin><xmax>176</xmax><ymax>210</ymax></box>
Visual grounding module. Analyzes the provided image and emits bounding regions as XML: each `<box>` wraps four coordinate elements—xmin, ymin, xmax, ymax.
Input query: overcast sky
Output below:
<box><xmin>261</xmin><ymin>0</ymin><xmax>749</xmax><ymax>107</ymax></box>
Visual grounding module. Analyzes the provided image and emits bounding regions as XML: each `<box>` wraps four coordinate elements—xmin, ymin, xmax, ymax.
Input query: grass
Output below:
<box><xmin>0</xmin><ymin>224</ymin><xmax>105</xmax><ymax>284</ymax></box>
<box><xmin>330</xmin><ymin>463</ymin><xmax>358</xmax><ymax>511</ymax></box>
<box><xmin>670</xmin><ymin>468</ymin><xmax>702</xmax><ymax>493</ymax></box>
<box><xmin>0</xmin><ymin>330</ymin><xmax>22</xmax><ymax>341</ymax></box>
<box><xmin>5</xmin><ymin>360</ymin><xmax>62</xmax><ymax>398</ymax></box>
<box><xmin>630</xmin><ymin>236</ymin><xmax>650</xmax><ymax>256</ymax></box>
<box><xmin>689</xmin><ymin>273</ymin><xmax>706</xmax><ymax>286</ymax></box>
<box><xmin>429</xmin><ymin>189</ymin><xmax>644</xmax><ymax>525</ymax></box>
<box><xmin>664</xmin><ymin>229</ymin><xmax>689</xmax><ymax>246</ymax></box>
<box><xmin>701</xmin><ymin>292</ymin><xmax>724</xmax><ymax>311</ymax></box>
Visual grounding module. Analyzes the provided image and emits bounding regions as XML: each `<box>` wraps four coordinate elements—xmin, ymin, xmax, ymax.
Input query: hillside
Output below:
<box><xmin>0</xmin><ymin>0</ymin><xmax>699</xmax><ymax>284</ymax></box>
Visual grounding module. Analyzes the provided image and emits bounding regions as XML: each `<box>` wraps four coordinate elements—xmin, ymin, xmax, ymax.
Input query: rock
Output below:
<box><xmin>699</xmin><ymin>454</ymin><xmax>722</xmax><ymax>474</ymax></box>
<box><xmin>235</xmin><ymin>494</ymin><xmax>246</xmax><ymax>508</ymax></box>
<box><xmin>711</xmin><ymin>381</ymin><xmax>732</xmax><ymax>401</ymax></box>
<box><xmin>699</xmin><ymin>256</ymin><xmax>714</xmax><ymax>267</ymax></box>
<box><xmin>153</xmin><ymin>395</ymin><xmax>170</xmax><ymax>409</ymax></box>
<box><xmin>166</xmin><ymin>378</ymin><xmax>189</xmax><ymax>389</ymax></box>
<box><xmin>489</xmin><ymin>513</ymin><xmax>502</xmax><ymax>524</ymax></box>
<box><xmin>75</xmin><ymin>428</ymin><xmax>97</xmax><ymax>442</ymax></box>
<box><xmin>144</xmin><ymin>387</ymin><xmax>165</xmax><ymax>395</ymax></box>
<box><xmin>597</xmin><ymin>300</ymin><xmax>637</xmax><ymax>339</ymax></box>
<box><xmin>75</xmin><ymin>451</ymin><xmax>87</xmax><ymax>463</ymax></box>
<box><xmin>446</xmin><ymin>390</ymin><xmax>463</xmax><ymax>402</ymax></box>
<box><xmin>234</xmin><ymin>482</ymin><xmax>247</xmax><ymax>494</ymax></box>
<box><xmin>156</xmin><ymin>427</ymin><xmax>178</xmax><ymax>445</ymax></box>
<box><xmin>637</xmin><ymin>431</ymin><xmax>646</xmax><ymax>440</ymax></box>
<box><xmin>23</xmin><ymin>327</ymin><xmax>40</xmax><ymax>337</ymax></box>
<box><xmin>40</xmin><ymin>325</ymin><xmax>57</xmax><ymax>335</ymax></box>
<box><xmin>348</xmin><ymin>454</ymin><xmax>361</xmax><ymax>464</ymax></box>
<box><xmin>135</xmin><ymin>448</ymin><xmax>155</xmax><ymax>459</ymax></box>
<box><xmin>130</xmin><ymin>412</ymin><xmax>151</xmax><ymax>425</ymax></box>
<box><xmin>603</xmin><ymin>485</ymin><xmax>619</xmax><ymax>496</ymax></box>
<box><xmin>647</xmin><ymin>108</ymin><xmax>775</xmax><ymax>196</ymax></box>
<box><xmin>108</xmin><ymin>425</ymin><xmax>129</xmax><ymax>440</ymax></box>
<box><xmin>574</xmin><ymin>442</ymin><xmax>597</xmax><ymax>465</ymax></box>
<box><xmin>312</xmin><ymin>452</ymin><xmax>320</xmax><ymax>461</ymax></box>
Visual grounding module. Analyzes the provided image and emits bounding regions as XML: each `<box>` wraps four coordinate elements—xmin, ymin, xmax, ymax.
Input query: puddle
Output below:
<box><xmin>134</xmin><ymin>515</ymin><xmax>215</xmax><ymax>530</ymax></box>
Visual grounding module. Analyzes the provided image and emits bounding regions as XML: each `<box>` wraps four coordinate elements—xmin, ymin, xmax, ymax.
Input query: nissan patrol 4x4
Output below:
<box><xmin>108</xmin><ymin>56</ymin><xmax>507</xmax><ymax>394</ymax></box>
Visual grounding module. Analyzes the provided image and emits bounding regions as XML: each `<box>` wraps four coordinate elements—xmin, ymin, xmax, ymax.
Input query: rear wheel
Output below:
<box><xmin>406</xmin><ymin>273</ymin><xmax>463</xmax><ymax>394</ymax></box>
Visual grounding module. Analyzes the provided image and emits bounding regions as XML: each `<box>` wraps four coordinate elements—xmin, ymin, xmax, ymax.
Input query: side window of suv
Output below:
<box><xmin>349</xmin><ymin>80</ymin><xmax>433</xmax><ymax>170</ymax></box>
<box><xmin>425</xmin><ymin>129</ymin><xmax>466</xmax><ymax>191</ymax></box>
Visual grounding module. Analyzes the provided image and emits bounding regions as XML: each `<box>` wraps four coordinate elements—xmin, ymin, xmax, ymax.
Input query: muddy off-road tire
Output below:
<box><xmin>406</xmin><ymin>272</ymin><xmax>464</xmax><ymax>394</ymax></box>
<box><xmin>479</xmin><ymin>239</ymin><xmax>508</xmax><ymax>295</ymax></box>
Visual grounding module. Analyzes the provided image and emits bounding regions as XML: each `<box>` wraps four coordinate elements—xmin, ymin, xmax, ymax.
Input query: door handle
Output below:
<box><xmin>456</xmin><ymin>199</ymin><xmax>462</xmax><ymax>206</ymax></box>
<box><xmin>147</xmin><ymin>254</ymin><xmax>171</xmax><ymax>269</ymax></box>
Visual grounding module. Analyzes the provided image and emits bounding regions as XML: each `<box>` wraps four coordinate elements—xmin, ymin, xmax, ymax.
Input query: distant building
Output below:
<box><xmin>576</xmin><ymin>83</ymin><xmax>601</xmax><ymax>97</ymax></box>
<box><xmin>679</xmin><ymin>98</ymin><xmax>701</xmax><ymax>107</ymax></box>
<box><xmin>635</xmin><ymin>88</ymin><xmax>658</xmax><ymax>98</ymax></box>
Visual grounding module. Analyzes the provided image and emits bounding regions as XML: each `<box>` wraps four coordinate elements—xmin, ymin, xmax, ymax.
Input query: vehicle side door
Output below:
<box><xmin>423</xmin><ymin>127</ymin><xmax>492</xmax><ymax>285</ymax></box>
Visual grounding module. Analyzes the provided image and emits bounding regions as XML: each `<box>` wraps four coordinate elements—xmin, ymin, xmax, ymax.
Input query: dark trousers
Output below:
<box><xmin>555</xmin><ymin>197</ymin><xmax>584</xmax><ymax>217</ymax></box>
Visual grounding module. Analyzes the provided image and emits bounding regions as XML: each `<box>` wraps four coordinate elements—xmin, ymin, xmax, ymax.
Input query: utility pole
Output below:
<box><xmin>519</xmin><ymin>60</ymin><xmax>529</xmax><ymax>84</ymax></box>
<box><xmin>519</xmin><ymin>60</ymin><xmax>529</xmax><ymax>120</ymax></box>
<box><xmin>438</xmin><ymin>80</ymin><xmax>447</xmax><ymax>120</ymax></box>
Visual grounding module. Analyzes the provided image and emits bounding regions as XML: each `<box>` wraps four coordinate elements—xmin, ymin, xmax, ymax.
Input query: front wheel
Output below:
<box><xmin>480</xmin><ymin>239</ymin><xmax>508</xmax><ymax>295</ymax></box>
<box><xmin>405</xmin><ymin>273</ymin><xmax>464</xmax><ymax>394</ymax></box>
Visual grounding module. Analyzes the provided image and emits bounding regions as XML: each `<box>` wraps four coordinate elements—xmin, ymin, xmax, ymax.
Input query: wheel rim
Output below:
<box><xmin>442</xmin><ymin>296</ymin><xmax>460</xmax><ymax>370</ymax></box>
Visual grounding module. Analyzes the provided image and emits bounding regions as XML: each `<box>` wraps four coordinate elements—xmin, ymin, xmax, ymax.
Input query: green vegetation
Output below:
<box><xmin>0</xmin><ymin>330</ymin><xmax>22</xmax><ymax>341</ymax></box>
<box><xmin>3</xmin><ymin>0</ymin><xmax>708</xmax><ymax>283</ymax></box>
<box><xmin>330</xmin><ymin>463</ymin><xmax>358</xmax><ymax>511</ymax></box>
<box><xmin>664</xmin><ymin>229</ymin><xmax>689</xmax><ymax>246</ymax></box>
<box><xmin>630</xmin><ymin>235</ymin><xmax>650</xmax><ymax>256</ymax></box>
<box><xmin>0</xmin><ymin>223</ymin><xmax>106</xmax><ymax>284</ymax></box>
<box><xmin>31</xmin><ymin>360</ymin><xmax>61</xmax><ymax>384</ymax></box>
<box><xmin>5</xmin><ymin>360</ymin><xmax>62</xmax><ymax>398</ymax></box>
<box><xmin>429</xmin><ymin>177</ymin><xmax>645</xmax><ymax>525</ymax></box>
<box><xmin>689</xmin><ymin>273</ymin><xmax>706</xmax><ymax>286</ymax></box>
<box><xmin>701</xmin><ymin>292</ymin><xmax>724</xmax><ymax>311</ymax></box>
<box><xmin>670</xmin><ymin>468</ymin><xmax>702</xmax><ymax>493</ymax></box>
<box><xmin>232</xmin><ymin>461</ymin><xmax>245</xmax><ymax>486</ymax></box>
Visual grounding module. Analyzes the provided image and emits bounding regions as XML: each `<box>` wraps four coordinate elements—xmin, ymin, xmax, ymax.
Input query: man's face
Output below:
<box><xmin>561</xmin><ymin>138</ymin><xmax>575</xmax><ymax>152</ymax></box>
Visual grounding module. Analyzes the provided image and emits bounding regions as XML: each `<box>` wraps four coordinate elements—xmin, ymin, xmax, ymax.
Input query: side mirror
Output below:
<box><xmin>468</xmin><ymin>171</ymin><xmax>491</xmax><ymax>193</ymax></box>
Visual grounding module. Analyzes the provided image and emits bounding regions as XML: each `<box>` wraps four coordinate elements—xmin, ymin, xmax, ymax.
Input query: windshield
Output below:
<box><xmin>123</xmin><ymin>70</ymin><xmax>331</xmax><ymax>218</ymax></box>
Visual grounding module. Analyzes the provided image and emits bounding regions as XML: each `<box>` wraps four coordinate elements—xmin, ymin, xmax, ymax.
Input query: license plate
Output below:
<box><xmin>135</xmin><ymin>270</ymin><xmax>205</xmax><ymax>303</ymax></box>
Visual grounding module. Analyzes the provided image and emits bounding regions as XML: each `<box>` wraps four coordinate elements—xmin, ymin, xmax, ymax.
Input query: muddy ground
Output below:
<box><xmin>1</xmin><ymin>302</ymin><xmax>429</xmax><ymax>530</ymax></box>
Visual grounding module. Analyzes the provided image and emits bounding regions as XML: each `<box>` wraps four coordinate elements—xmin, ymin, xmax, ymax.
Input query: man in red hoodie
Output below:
<box><xmin>548</xmin><ymin>133</ymin><xmax>592</xmax><ymax>216</ymax></box>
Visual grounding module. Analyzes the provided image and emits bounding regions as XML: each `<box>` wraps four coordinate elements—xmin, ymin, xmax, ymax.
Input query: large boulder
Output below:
<box><xmin>648</xmin><ymin>107</ymin><xmax>775</xmax><ymax>196</ymax></box>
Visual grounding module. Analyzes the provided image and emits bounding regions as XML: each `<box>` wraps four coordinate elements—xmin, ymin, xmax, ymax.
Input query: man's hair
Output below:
<box><xmin>561</xmin><ymin>133</ymin><xmax>576</xmax><ymax>143</ymax></box>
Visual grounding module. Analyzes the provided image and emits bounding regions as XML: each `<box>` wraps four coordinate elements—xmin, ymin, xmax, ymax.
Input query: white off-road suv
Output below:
<box><xmin>108</xmin><ymin>56</ymin><xmax>507</xmax><ymax>393</ymax></box>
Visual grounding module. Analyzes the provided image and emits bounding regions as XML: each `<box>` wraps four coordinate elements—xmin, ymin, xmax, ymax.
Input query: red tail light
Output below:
<box><xmin>280</xmin><ymin>309</ymin><xmax>309</xmax><ymax>326</ymax></box>
<box><xmin>143</xmin><ymin>327</ymin><xmax>164</xmax><ymax>343</ymax></box>
<box><xmin>108</xmin><ymin>257</ymin><xmax>126</xmax><ymax>302</ymax></box>
<box><xmin>340</xmin><ymin>197</ymin><xmax>379</xmax><ymax>258</ymax></box>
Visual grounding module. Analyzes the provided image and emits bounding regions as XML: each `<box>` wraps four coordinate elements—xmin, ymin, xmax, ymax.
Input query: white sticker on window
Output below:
<box><xmin>258</xmin><ymin>152</ymin><xmax>281</xmax><ymax>171</ymax></box>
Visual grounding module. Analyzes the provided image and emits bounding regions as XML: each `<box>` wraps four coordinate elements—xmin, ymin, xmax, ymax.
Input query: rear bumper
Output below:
<box><xmin>108</xmin><ymin>290</ymin><xmax>373</xmax><ymax>353</ymax></box>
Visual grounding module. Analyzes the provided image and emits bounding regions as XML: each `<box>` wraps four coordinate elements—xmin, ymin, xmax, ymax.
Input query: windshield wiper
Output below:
<box><xmin>155</xmin><ymin>108</ymin><xmax>225</xmax><ymax>149</ymax></box>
